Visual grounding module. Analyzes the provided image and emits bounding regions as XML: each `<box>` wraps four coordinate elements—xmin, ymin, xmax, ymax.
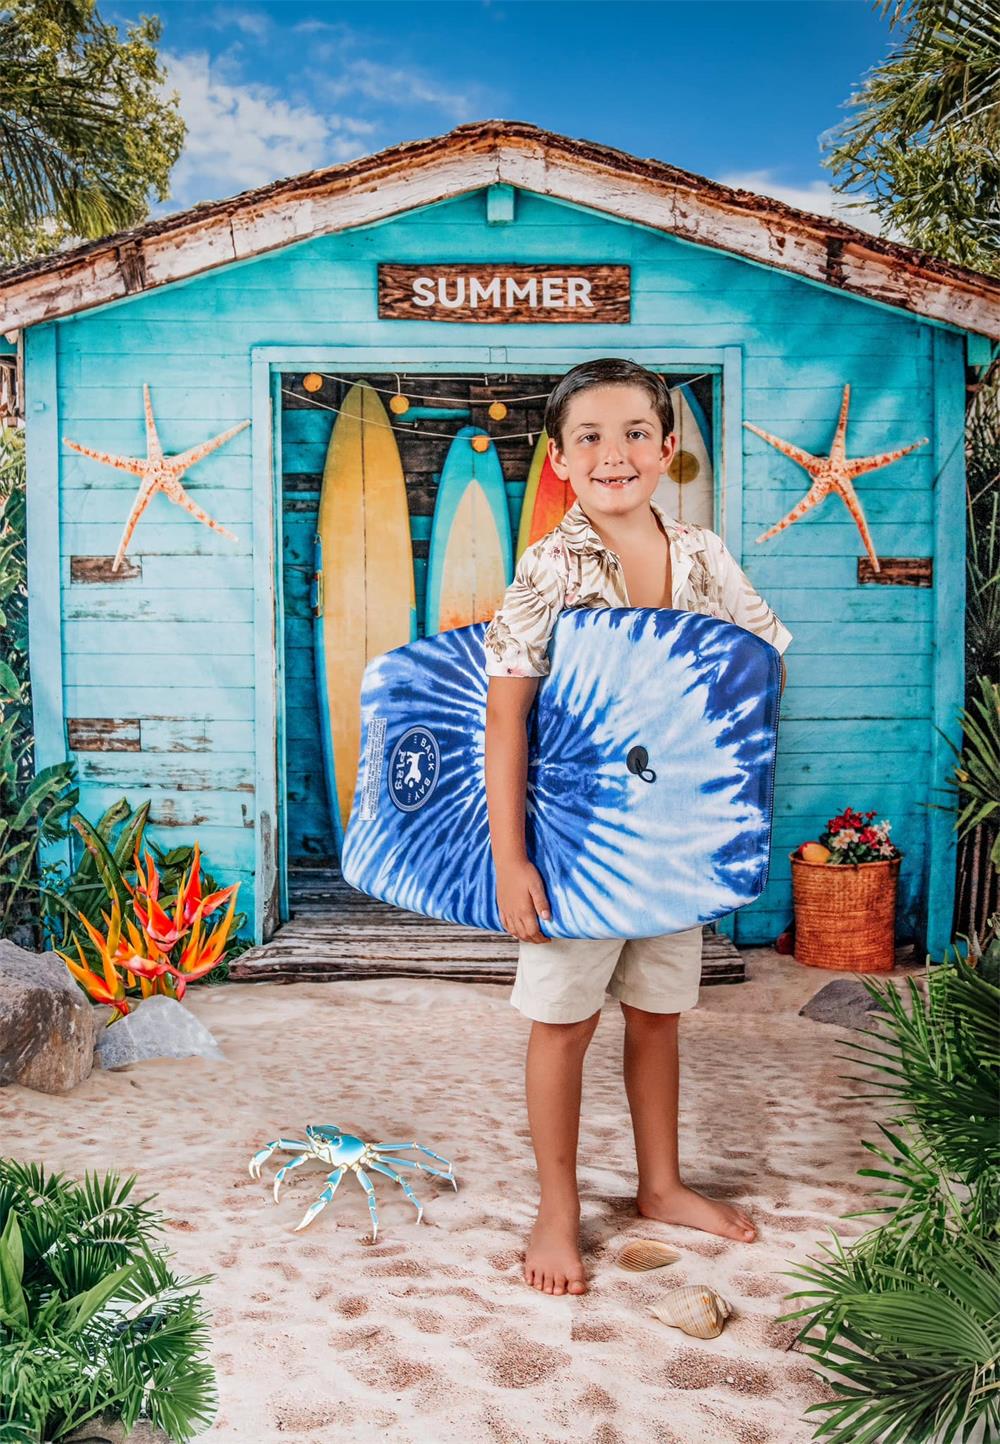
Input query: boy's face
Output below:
<box><xmin>548</xmin><ymin>384</ymin><xmax>677</xmax><ymax>522</ymax></box>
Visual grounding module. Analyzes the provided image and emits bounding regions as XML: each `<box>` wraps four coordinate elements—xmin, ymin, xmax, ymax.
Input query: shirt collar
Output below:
<box><xmin>558</xmin><ymin>497</ymin><xmax>706</xmax><ymax>559</ymax></box>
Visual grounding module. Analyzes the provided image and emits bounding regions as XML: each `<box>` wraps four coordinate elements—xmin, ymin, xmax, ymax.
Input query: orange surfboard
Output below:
<box><xmin>515</xmin><ymin>431</ymin><xmax>575</xmax><ymax>560</ymax></box>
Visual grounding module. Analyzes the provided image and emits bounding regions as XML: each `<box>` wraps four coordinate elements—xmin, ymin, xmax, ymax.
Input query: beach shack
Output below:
<box><xmin>1</xmin><ymin>121</ymin><xmax>997</xmax><ymax>956</ymax></box>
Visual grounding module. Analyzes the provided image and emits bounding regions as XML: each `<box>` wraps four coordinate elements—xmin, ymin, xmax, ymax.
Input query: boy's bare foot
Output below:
<box><xmin>524</xmin><ymin>1202</ymin><xmax>588</xmax><ymax>1295</ymax></box>
<box><xmin>637</xmin><ymin>1183</ymin><xmax>756</xmax><ymax>1242</ymax></box>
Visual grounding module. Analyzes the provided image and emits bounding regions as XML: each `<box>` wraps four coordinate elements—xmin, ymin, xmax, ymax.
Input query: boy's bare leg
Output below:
<box><xmin>523</xmin><ymin>1010</ymin><xmax>601</xmax><ymax>1295</ymax></box>
<box><xmin>620</xmin><ymin>1003</ymin><xmax>756</xmax><ymax>1242</ymax></box>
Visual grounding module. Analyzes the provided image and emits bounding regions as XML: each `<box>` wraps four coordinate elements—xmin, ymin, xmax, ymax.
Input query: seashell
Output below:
<box><xmin>617</xmin><ymin>1239</ymin><xmax>681</xmax><ymax>1272</ymax></box>
<box><xmin>649</xmin><ymin>1284</ymin><xmax>732</xmax><ymax>1339</ymax></box>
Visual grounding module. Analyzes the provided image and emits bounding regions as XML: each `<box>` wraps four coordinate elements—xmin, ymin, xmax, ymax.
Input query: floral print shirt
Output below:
<box><xmin>484</xmin><ymin>498</ymin><xmax>792</xmax><ymax>678</ymax></box>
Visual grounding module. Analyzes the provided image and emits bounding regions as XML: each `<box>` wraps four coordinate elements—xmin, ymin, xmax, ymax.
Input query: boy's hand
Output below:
<box><xmin>496</xmin><ymin>859</ymin><xmax>552</xmax><ymax>943</ymax></box>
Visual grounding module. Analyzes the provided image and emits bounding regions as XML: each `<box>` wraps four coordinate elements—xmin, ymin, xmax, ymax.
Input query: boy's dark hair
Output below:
<box><xmin>544</xmin><ymin>358</ymin><xmax>675</xmax><ymax>450</ymax></box>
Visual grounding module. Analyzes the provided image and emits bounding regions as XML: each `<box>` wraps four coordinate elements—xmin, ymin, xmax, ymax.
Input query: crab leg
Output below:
<box><xmin>374</xmin><ymin>1142</ymin><xmax>455</xmax><ymax>1169</ymax></box>
<box><xmin>273</xmin><ymin>1153</ymin><xmax>311</xmax><ymax>1201</ymax></box>
<box><xmin>367</xmin><ymin>1159</ymin><xmax>424</xmax><ymax>1223</ymax></box>
<box><xmin>249</xmin><ymin>1137</ymin><xmax>310</xmax><ymax>1179</ymax></box>
<box><xmin>355</xmin><ymin>1166</ymin><xmax>380</xmax><ymax>1240</ymax></box>
<box><xmin>375</xmin><ymin>1154</ymin><xmax>458</xmax><ymax>1191</ymax></box>
<box><xmin>294</xmin><ymin>1166</ymin><xmax>347</xmax><ymax>1232</ymax></box>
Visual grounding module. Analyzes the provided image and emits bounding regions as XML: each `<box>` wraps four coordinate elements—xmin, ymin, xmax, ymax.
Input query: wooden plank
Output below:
<box><xmin>25</xmin><ymin>324</ymin><xmax>70</xmax><ymax>876</ymax></box>
<box><xmin>230</xmin><ymin>868</ymin><xmax>746</xmax><ymax>986</ymax></box>
<box><xmin>857</xmin><ymin>557</ymin><xmax>933</xmax><ymax>587</ymax></box>
<box><xmin>139</xmin><ymin>717</ymin><xmax>255</xmax><ymax>753</ymax></box>
<box><xmin>251</xmin><ymin>351</ymin><xmax>279</xmax><ymax>943</ymax></box>
<box><xmin>67</xmin><ymin>717</ymin><xmax>140</xmax><ymax>752</ymax></box>
<box><xmin>926</xmin><ymin>330</ymin><xmax>965</xmax><ymax>959</ymax></box>
<box><xmin>70</xmin><ymin>556</ymin><xmax>142</xmax><ymax>583</ymax></box>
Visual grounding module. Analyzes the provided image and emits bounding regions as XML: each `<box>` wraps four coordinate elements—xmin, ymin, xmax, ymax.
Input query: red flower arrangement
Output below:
<box><xmin>795</xmin><ymin>806</ymin><xmax>902</xmax><ymax>866</ymax></box>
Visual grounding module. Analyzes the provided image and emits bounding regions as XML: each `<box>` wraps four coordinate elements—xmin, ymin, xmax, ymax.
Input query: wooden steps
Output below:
<box><xmin>231</xmin><ymin>869</ymin><xmax>747</xmax><ymax>986</ymax></box>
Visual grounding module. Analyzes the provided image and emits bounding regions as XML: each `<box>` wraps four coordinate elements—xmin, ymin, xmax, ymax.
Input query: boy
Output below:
<box><xmin>483</xmin><ymin>358</ymin><xmax>791</xmax><ymax>1298</ymax></box>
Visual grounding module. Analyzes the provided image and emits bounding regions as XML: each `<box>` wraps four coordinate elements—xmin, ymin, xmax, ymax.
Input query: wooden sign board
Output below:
<box><xmin>857</xmin><ymin>557</ymin><xmax>933</xmax><ymax>587</ymax></box>
<box><xmin>378</xmin><ymin>264</ymin><xmax>630</xmax><ymax>323</ymax></box>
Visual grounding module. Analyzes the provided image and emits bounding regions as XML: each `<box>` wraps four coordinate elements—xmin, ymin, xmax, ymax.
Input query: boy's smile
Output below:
<box><xmin>548</xmin><ymin>383</ymin><xmax>677</xmax><ymax>521</ymax></box>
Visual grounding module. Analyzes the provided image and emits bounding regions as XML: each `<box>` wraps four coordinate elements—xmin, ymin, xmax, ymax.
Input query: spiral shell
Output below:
<box><xmin>649</xmin><ymin>1284</ymin><xmax>732</xmax><ymax>1339</ymax></box>
<box><xmin>616</xmin><ymin>1239</ymin><xmax>681</xmax><ymax>1272</ymax></box>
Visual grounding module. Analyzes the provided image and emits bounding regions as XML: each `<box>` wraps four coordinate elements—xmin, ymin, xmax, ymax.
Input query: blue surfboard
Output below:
<box><xmin>424</xmin><ymin>427</ymin><xmax>513</xmax><ymax>636</ymax></box>
<box><xmin>340</xmin><ymin>609</ymin><xmax>781</xmax><ymax>938</ymax></box>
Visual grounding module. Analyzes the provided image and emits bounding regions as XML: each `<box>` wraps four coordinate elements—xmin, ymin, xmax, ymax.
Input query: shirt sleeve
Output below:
<box><xmin>483</xmin><ymin>540</ymin><xmax>567</xmax><ymax>677</ymax></box>
<box><xmin>707</xmin><ymin>532</ymin><xmax>793</xmax><ymax>656</ymax></box>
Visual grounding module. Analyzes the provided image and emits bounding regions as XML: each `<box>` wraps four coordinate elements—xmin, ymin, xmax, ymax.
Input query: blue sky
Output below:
<box><xmin>108</xmin><ymin>0</ymin><xmax>897</xmax><ymax>230</ymax></box>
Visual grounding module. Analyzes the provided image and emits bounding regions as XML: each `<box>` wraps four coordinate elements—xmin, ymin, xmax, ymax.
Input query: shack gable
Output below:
<box><xmin>27</xmin><ymin>184</ymin><xmax>963</xmax><ymax>949</ymax></box>
<box><xmin>4</xmin><ymin>120</ymin><xmax>998</xmax><ymax>339</ymax></box>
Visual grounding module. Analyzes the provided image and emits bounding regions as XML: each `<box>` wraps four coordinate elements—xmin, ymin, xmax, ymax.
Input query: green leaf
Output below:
<box><xmin>0</xmin><ymin>1211</ymin><xmax>28</xmax><ymax>1329</ymax></box>
<box><xmin>71</xmin><ymin>811</ymin><xmax>130</xmax><ymax>913</ymax></box>
<box><xmin>59</xmin><ymin>1260</ymin><xmax>137</xmax><ymax>1332</ymax></box>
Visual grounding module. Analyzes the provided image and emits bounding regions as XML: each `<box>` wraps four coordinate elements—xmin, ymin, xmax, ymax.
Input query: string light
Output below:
<box><xmin>281</xmin><ymin>372</ymin><xmax>713</xmax><ymax>447</ymax></box>
<box><xmin>294</xmin><ymin>370</ymin><xmax>711</xmax><ymax>407</ymax></box>
<box><xmin>281</xmin><ymin>388</ymin><xmax>537</xmax><ymax>444</ymax></box>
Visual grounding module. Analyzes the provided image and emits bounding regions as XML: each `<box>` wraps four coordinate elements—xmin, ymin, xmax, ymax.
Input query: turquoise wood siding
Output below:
<box><xmin>26</xmin><ymin>187</ymin><xmax>964</xmax><ymax>949</ymax></box>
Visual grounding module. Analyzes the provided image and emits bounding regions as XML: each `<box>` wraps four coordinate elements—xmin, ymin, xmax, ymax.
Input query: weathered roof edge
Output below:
<box><xmin>1</xmin><ymin>118</ymin><xmax>997</xmax><ymax>338</ymax></box>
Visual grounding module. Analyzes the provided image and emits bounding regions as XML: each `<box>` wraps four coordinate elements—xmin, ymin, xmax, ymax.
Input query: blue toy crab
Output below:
<box><xmin>248</xmin><ymin>1124</ymin><xmax>458</xmax><ymax>1236</ymax></box>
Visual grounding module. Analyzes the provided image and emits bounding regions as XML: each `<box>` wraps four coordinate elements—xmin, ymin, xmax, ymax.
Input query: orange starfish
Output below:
<box><xmin>64</xmin><ymin>385</ymin><xmax>250</xmax><ymax>571</ymax></box>
<box><xmin>744</xmin><ymin>384</ymin><xmax>928</xmax><ymax>573</ymax></box>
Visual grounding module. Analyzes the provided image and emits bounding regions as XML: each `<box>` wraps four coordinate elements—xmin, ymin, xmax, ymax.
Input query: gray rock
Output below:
<box><xmin>799</xmin><ymin>978</ymin><xmax>889</xmax><ymax>1030</ymax></box>
<box><xmin>64</xmin><ymin>1416</ymin><xmax>172</xmax><ymax>1443</ymax></box>
<box><xmin>0</xmin><ymin>940</ymin><xmax>98</xmax><ymax>1093</ymax></box>
<box><xmin>94</xmin><ymin>994</ymin><xmax>223</xmax><ymax>1070</ymax></box>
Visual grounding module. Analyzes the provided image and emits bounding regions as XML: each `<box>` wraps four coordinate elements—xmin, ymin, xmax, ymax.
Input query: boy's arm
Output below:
<box><xmin>706</xmin><ymin>531</ymin><xmax>793</xmax><ymax>672</ymax></box>
<box><xmin>485</xmin><ymin>676</ymin><xmax>552</xmax><ymax>942</ymax></box>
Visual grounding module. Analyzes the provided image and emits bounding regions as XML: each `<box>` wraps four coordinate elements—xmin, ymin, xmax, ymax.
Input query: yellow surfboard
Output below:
<box><xmin>315</xmin><ymin>384</ymin><xmax>416</xmax><ymax>847</ymax></box>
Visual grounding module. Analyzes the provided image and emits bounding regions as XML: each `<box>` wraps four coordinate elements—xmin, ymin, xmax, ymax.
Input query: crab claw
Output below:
<box><xmin>249</xmin><ymin>1144</ymin><xmax>276</xmax><ymax>1179</ymax></box>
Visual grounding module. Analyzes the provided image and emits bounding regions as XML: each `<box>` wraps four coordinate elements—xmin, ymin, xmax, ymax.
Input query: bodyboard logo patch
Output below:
<box><xmin>388</xmin><ymin>726</ymin><xmax>440</xmax><ymax>812</ymax></box>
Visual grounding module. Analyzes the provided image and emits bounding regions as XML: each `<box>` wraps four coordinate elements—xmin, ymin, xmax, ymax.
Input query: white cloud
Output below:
<box><xmin>323</xmin><ymin>58</ymin><xmax>479</xmax><ymax>120</ymax></box>
<box><xmin>161</xmin><ymin>50</ymin><xmax>375</xmax><ymax>211</ymax></box>
<box><xmin>718</xmin><ymin>168</ymin><xmax>897</xmax><ymax>239</ymax></box>
<box><xmin>211</xmin><ymin>8</ymin><xmax>271</xmax><ymax>41</ymax></box>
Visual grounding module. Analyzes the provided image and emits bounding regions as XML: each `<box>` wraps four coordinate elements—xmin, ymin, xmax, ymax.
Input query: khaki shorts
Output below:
<box><xmin>510</xmin><ymin>926</ymin><xmax>703</xmax><ymax>1024</ymax></box>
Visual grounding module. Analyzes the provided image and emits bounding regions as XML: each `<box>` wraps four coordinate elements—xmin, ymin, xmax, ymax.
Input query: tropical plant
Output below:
<box><xmin>943</xmin><ymin>676</ymin><xmax>1000</xmax><ymax>869</ymax></box>
<box><xmin>952</xmin><ymin>364</ymin><xmax>1000</xmax><ymax>940</ymax></box>
<box><xmin>783</xmin><ymin>949</ymin><xmax>1000</xmax><ymax>1442</ymax></box>
<box><xmin>0</xmin><ymin>428</ymin><xmax>77</xmax><ymax>945</ymax></box>
<box><xmin>0</xmin><ymin>0</ymin><xmax>185</xmax><ymax>266</ymax></box>
<box><xmin>56</xmin><ymin>816</ymin><xmax>241</xmax><ymax>1020</ymax></box>
<box><xmin>40</xmin><ymin>796</ymin><xmax>150</xmax><ymax>948</ymax></box>
<box><xmin>965</xmin><ymin>380</ymin><xmax>1000</xmax><ymax>685</ymax></box>
<box><xmin>824</xmin><ymin>0</ymin><xmax>1000</xmax><ymax>273</ymax></box>
<box><xmin>0</xmin><ymin>1157</ymin><xmax>216</xmax><ymax>1442</ymax></box>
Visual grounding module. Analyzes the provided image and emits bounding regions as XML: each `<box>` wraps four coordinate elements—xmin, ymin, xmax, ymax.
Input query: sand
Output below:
<box><xmin>4</xmin><ymin>949</ymin><xmax>909</xmax><ymax>1444</ymax></box>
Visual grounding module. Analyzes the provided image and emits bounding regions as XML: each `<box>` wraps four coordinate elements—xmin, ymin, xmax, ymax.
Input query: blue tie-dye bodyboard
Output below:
<box><xmin>340</xmin><ymin>608</ymin><xmax>782</xmax><ymax>938</ymax></box>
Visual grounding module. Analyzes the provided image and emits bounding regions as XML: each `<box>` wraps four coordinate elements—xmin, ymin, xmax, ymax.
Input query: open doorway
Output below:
<box><xmin>277</xmin><ymin>367</ymin><xmax>716</xmax><ymax>906</ymax></box>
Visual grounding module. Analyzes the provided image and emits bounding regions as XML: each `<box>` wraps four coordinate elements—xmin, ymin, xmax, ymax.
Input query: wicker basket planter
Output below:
<box><xmin>789</xmin><ymin>852</ymin><xmax>901</xmax><ymax>973</ymax></box>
